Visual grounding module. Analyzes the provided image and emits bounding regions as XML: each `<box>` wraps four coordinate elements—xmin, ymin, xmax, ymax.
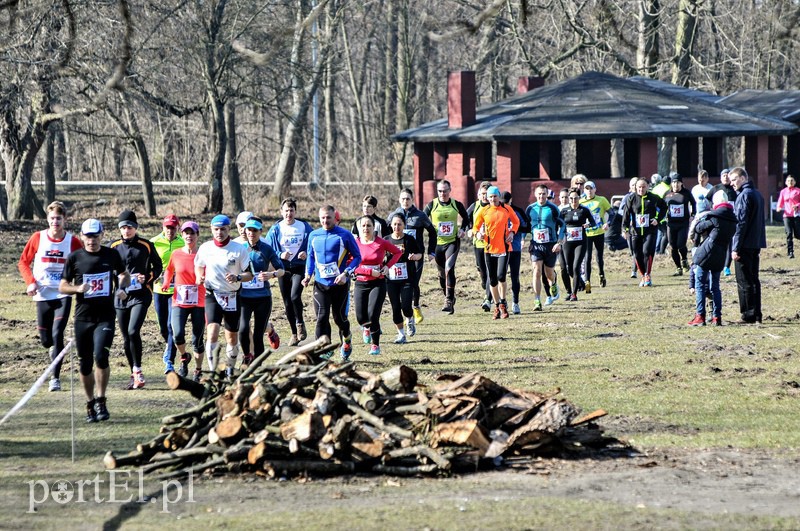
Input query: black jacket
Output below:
<box><xmin>692</xmin><ymin>204</ymin><xmax>736</xmax><ymax>272</ymax></box>
<box><xmin>732</xmin><ymin>181</ymin><xmax>767</xmax><ymax>252</ymax></box>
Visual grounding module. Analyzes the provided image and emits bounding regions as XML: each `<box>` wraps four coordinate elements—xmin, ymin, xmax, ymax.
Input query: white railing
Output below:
<box><xmin>1</xmin><ymin>180</ymin><xmax>408</xmax><ymax>188</ymax></box>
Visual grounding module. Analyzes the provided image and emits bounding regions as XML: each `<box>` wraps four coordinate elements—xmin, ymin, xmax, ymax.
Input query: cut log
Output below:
<box><xmin>165</xmin><ymin>371</ymin><xmax>207</xmax><ymax>399</ymax></box>
<box><xmin>432</xmin><ymin>420</ymin><xmax>490</xmax><ymax>455</ymax></box>
<box><xmin>351</xmin><ymin>424</ymin><xmax>385</xmax><ymax>458</ymax></box>
<box><xmin>103</xmin><ymin>451</ymin><xmax>145</xmax><ymax>470</ymax></box>
<box><xmin>247</xmin><ymin>441</ymin><xmax>268</xmax><ymax>465</ymax></box>
<box><xmin>280</xmin><ymin>411</ymin><xmax>325</xmax><ymax>442</ymax></box>
<box><xmin>164</xmin><ymin>427</ymin><xmax>192</xmax><ymax>451</ymax></box>
<box><xmin>352</xmin><ymin>391</ymin><xmax>377</xmax><ymax>412</ymax></box>
<box><xmin>262</xmin><ymin>459</ymin><xmax>355</xmax><ymax>478</ymax></box>
<box><xmin>216</xmin><ymin>416</ymin><xmax>244</xmax><ymax>441</ymax></box>
<box><xmin>379</xmin><ymin>365</ymin><xmax>418</xmax><ymax>393</ymax></box>
<box><xmin>569</xmin><ymin>408</ymin><xmax>607</xmax><ymax>426</ymax></box>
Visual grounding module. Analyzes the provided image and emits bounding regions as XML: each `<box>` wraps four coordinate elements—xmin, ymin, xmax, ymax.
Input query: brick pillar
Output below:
<box><xmin>496</xmin><ymin>141</ymin><xmax>519</xmax><ymax>196</ymax></box>
<box><xmin>576</xmin><ymin>140</ymin><xmax>611</xmax><ymax>179</ymax></box>
<box><xmin>434</xmin><ymin>143</ymin><xmax>447</xmax><ymax>179</ymax></box>
<box><xmin>638</xmin><ymin>137</ymin><xmax>659</xmax><ymax>177</ymax></box>
<box><xmin>446</xmin><ymin>143</ymin><xmax>469</xmax><ymax>205</ymax></box>
<box><xmin>745</xmin><ymin>135</ymin><xmax>781</xmax><ymax>218</ymax></box>
<box><xmin>448</xmin><ymin>71</ymin><xmax>476</xmax><ymax>129</ymax></box>
<box><xmin>517</xmin><ymin>76</ymin><xmax>544</xmax><ymax>94</ymax></box>
<box><xmin>413</xmin><ymin>143</ymin><xmax>434</xmax><ymax>208</ymax></box>
<box><xmin>702</xmin><ymin>137</ymin><xmax>725</xmax><ymax>177</ymax></box>
<box><xmin>676</xmin><ymin>137</ymin><xmax>699</xmax><ymax>179</ymax></box>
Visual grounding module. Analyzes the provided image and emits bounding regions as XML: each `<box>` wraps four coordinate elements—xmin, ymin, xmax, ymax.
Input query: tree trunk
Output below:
<box><xmin>637</xmin><ymin>0</ymin><xmax>660</xmax><ymax>77</ymax></box>
<box><xmin>121</xmin><ymin>96</ymin><xmax>157</xmax><ymax>216</ymax></box>
<box><xmin>44</xmin><ymin>129</ymin><xmax>56</xmax><ymax>204</ymax></box>
<box><xmin>382</xmin><ymin>0</ymin><xmax>398</xmax><ymax>136</ymax></box>
<box><xmin>672</xmin><ymin>0</ymin><xmax>699</xmax><ymax>87</ymax></box>
<box><xmin>206</xmin><ymin>95</ymin><xmax>227</xmax><ymax>213</ymax></box>
<box><xmin>225</xmin><ymin>100</ymin><xmax>244</xmax><ymax>213</ymax></box>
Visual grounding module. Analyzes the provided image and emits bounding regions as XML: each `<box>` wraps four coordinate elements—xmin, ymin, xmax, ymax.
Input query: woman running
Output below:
<box><xmin>776</xmin><ymin>175</ymin><xmax>800</xmax><ymax>259</ymax></box>
<box><xmin>385</xmin><ymin>213</ymin><xmax>423</xmax><ymax>343</ymax></box>
<box><xmin>353</xmin><ymin>216</ymin><xmax>402</xmax><ymax>356</ymax></box>
<box><xmin>560</xmin><ymin>189</ymin><xmax>598</xmax><ymax>301</ymax></box>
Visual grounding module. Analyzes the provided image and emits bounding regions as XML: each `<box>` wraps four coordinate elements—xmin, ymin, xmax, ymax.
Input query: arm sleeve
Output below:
<box><xmin>424</xmin><ymin>216</ymin><xmax>437</xmax><ymax>255</ymax></box>
<box><xmin>17</xmin><ymin>233</ymin><xmax>40</xmax><ymax>285</ymax></box>
<box><xmin>507</xmin><ymin>206</ymin><xmax>520</xmax><ymax>234</ymax></box>
<box><xmin>148</xmin><ymin>242</ymin><xmax>163</xmax><ymax>283</ymax></box>
<box><xmin>305</xmin><ymin>235</ymin><xmax>316</xmax><ymax>277</ymax></box>
<box><xmin>163</xmin><ymin>255</ymin><xmax>175</xmax><ymax>288</ymax></box>
<box><xmin>344</xmin><ymin>232</ymin><xmax>362</xmax><ymax>272</ymax></box>
<box><xmin>456</xmin><ymin>201</ymin><xmax>471</xmax><ymax>232</ymax></box>
<box><xmin>776</xmin><ymin>189</ymin><xmax>785</xmax><ymax>211</ymax></box>
<box><xmin>472</xmin><ymin>208</ymin><xmax>485</xmax><ymax>233</ymax></box>
<box><xmin>383</xmin><ymin>239</ymin><xmax>403</xmax><ymax>269</ymax></box>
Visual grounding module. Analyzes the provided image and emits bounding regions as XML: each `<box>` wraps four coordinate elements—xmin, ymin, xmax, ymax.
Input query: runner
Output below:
<box><xmin>239</xmin><ymin>217</ymin><xmax>284</xmax><ymax>364</ymax></box>
<box><xmin>391</xmin><ymin>188</ymin><xmax>436</xmax><ymax>326</ymax></box>
<box><xmin>234</xmin><ymin>211</ymin><xmax>254</xmax><ymax>243</ymax></box>
<box><xmin>472</xmin><ymin>186</ymin><xmax>520</xmax><ymax>318</ymax></box>
<box><xmin>621</xmin><ymin>178</ymin><xmax>667</xmax><ymax>287</ymax></box>
<box><xmin>605</xmin><ymin>199</ymin><xmax>628</xmax><ymax>252</ymax></box>
<box><xmin>353</xmin><ymin>216</ymin><xmax>402</xmax><ymax>355</ymax></box>
<box><xmin>59</xmin><ymin>219</ymin><xmax>130</xmax><ymax>422</ymax></box>
<box><xmin>692</xmin><ymin>170</ymin><xmax>714</xmax><ymax>215</ymax></box>
<box><xmin>162</xmin><ymin>221</ymin><xmax>205</xmax><ymax>380</ymax></box>
<box><xmin>620</xmin><ymin>177</ymin><xmax>640</xmax><ymax>277</ymax></box>
<box><xmin>776</xmin><ymin>175</ymin><xmax>800</xmax><ymax>259</ymax></box>
<box><xmin>352</xmin><ymin>195</ymin><xmax>390</xmax><ymax>237</ymax></box>
<box><xmin>18</xmin><ymin>201</ymin><xmax>83</xmax><ymax>392</ymax></box>
<box><xmin>466</xmin><ymin>181</ymin><xmax>493</xmax><ymax>311</ymax></box>
<box><xmin>151</xmin><ymin>214</ymin><xmax>184</xmax><ymax>373</ymax></box>
<box><xmin>385</xmin><ymin>213</ymin><xmax>424</xmax><ymax>343</ymax></box>
<box><xmin>664</xmin><ymin>174</ymin><xmax>696</xmax><ymax>276</ymax></box>
<box><xmin>525</xmin><ymin>184</ymin><xmax>564</xmax><ymax>311</ymax></box>
<box><xmin>502</xmin><ymin>191</ymin><xmax>531</xmax><ymax>314</ymax></box>
<box><xmin>560</xmin><ymin>189</ymin><xmax>599</xmax><ymax>301</ymax></box>
<box><xmin>265</xmin><ymin>197</ymin><xmax>314</xmax><ymax>346</ymax></box>
<box><xmin>111</xmin><ymin>209</ymin><xmax>162</xmax><ymax>390</ymax></box>
<box><xmin>303</xmin><ymin>205</ymin><xmax>361</xmax><ymax>360</ymax></box>
<box><xmin>423</xmin><ymin>179</ymin><xmax>470</xmax><ymax>314</ymax></box>
<box><xmin>580</xmin><ymin>181</ymin><xmax>612</xmax><ymax>292</ymax></box>
<box><xmin>652</xmin><ymin>174</ymin><xmax>672</xmax><ymax>255</ymax></box>
<box><xmin>194</xmin><ymin>215</ymin><xmax>253</xmax><ymax>379</ymax></box>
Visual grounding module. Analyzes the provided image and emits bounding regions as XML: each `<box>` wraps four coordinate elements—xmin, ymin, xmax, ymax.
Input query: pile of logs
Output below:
<box><xmin>104</xmin><ymin>337</ymin><xmax>619</xmax><ymax>479</ymax></box>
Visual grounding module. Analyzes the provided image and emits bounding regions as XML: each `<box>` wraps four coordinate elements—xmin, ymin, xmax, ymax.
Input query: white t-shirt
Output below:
<box><xmin>195</xmin><ymin>239</ymin><xmax>251</xmax><ymax>292</ymax></box>
<box><xmin>277</xmin><ymin>220</ymin><xmax>305</xmax><ymax>257</ymax></box>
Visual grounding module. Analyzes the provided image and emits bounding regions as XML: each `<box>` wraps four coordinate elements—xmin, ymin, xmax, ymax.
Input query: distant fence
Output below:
<box><xmin>1</xmin><ymin>180</ymin><xmax>408</xmax><ymax>188</ymax></box>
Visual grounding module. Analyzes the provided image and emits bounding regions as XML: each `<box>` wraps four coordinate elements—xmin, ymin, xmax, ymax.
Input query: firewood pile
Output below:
<box><xmin>104</xmin><ymin>337</ymin><xmax>619</xmax><ymax>480</ymax></box>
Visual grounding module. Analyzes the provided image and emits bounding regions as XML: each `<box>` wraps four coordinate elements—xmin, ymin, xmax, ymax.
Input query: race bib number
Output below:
<box><xmin>175</xmin><ymin>285</ymin><xmax>199</xmax><ymax>306</ymax></box>
<box><xmin>532</xmin><ymin>228</ymin><xmax>551</xmax><ymax>244</ymax></box>
<box><xmin>281</xmin><ymin>234</ymin><xmax>302</xmax><ymax>255</ymax></box>
<box><xmin>437</xmin><ymin>221</ymin><xmax>454</xmax><ymax>237</ymax></box>
<box><xmin>635</xmin><ymin>214</ymin><xmax>650</xmax><ymax>228</ymax></box>
<box><xmin>41</xmin><ymin>267</ymin><xmax>63</xmax><ymax>287</ymax></box>
<box><xmin>566</xmin><ymin>227</ymin><xmax>583</xmax><ymax>242</ymax></box>
<box><xmin>317</xmin><ymin>261</ymin><xmax>340</xmax><ymax>279</ymax></box>
<box><xmin>242</xmin><ymin>276</ymin><xmax>265</xmax><ymax>290</ymax></box>
<box><xmin>592</xmin><ymin>212</ymin><xmax>602</xmax><ymax>225</ymax></box>
<box><xmin>387</xmin><ymin>262</ymin><xmax>409</xmax><ymax>281</ymax></box>
<box><xmin>490</xmin><ymin>252</ymin><xmax>507</xmax><ymax>258</ymax></box>
<box><xmin>127</xmin><ymin>276</ymin><xmax>142</xmax><ymax>291</ymax></box>
<box><xmin>403</xmin><ymin>228</ymin><xmax>416</xmax><ymax>238</ymax></box>
<box><xmin>84</xmin><ymin>272</ymin><xmax>111</xmax><ymax>299</ymax></box>
<box><xmin>214</xmin><ymin>290</ymin><xmax>237</xmax><ymax>312</ymax></box>
<box><xmin>670</xmin><ymin>204</ymin><xmax>685</xmax><ymax>218</ymax></box>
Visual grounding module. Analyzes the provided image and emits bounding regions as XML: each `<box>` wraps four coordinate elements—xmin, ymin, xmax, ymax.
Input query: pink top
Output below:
<box><xmin>777</xmin><ymin>186</ymin><xmax>800</xmax><ymax>218</ymax></box>
<box><xmin>354</xmin><ymin>237</ymin><xmax>402</xmax><ymax>282</ymax></box>
<box><xmin>163</xmin><ymin>249</ymin><xmax>206</xmax><ymax>308</ymax></box>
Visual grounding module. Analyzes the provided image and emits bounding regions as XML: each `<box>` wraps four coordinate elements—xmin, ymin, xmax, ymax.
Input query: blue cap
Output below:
<box><xmin>210</xmin><ymin>215</ymin><xmax>231</xmax><ymax>227</ymax></box>
<box><xmin>487</xmin><ymin>186</ymin><xmax>501</xmax><ymax>197</ymax></box>
<box><xmin>244</xmin><ymin>218</ymin><xmax>263</xmax><ymax>231</ymax></box>
<box><xmin>81</xmin><ymin>218</ymin><xmax>103</xmax><ymax>235</ymax></box>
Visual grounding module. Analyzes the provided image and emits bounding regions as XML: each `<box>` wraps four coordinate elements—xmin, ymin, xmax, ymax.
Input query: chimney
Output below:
<box><xmin>448</xmin><ymin>71</ymin><xmax>476</xmax><ymax>129</ymax></box>
<box><xmin>517</xmin><ymin>76</ymin><xmax>544</xmax><ymax>95</ymax></box>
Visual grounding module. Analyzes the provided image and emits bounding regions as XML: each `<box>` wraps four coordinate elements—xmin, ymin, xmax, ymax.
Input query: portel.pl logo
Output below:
<box><xmin>28</xmin><ymin>470</ymin><xmax>194</xmax><ymax>513</ymax></box>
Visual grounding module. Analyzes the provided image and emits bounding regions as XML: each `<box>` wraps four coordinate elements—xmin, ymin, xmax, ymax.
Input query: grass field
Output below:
<box><xmin>1</xmin><ymin>217</ymin><xmax>799</xmax><ymax>529</ymax></box>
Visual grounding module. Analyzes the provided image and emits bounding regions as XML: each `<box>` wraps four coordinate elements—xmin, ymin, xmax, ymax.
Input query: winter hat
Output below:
<box><xmin>487</xmin><ymin>186</ymin><xmax>501</xmax><ymax>197</ymax></box>
<box><xmin>118</xmin><ymin>209</ymin><xmax>138</xmax><ymax>229</ymax></box>
<box><xmin>712</xmin><ymin>190</ymin><xmax>728</xmax><ymax>207</ymax></box>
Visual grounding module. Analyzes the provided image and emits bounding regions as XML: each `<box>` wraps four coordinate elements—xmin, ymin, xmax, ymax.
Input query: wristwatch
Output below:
<box><xmin>236</xmin><ymin>274</ymin><xmax>242</xmax><ymax>281</ymax></box>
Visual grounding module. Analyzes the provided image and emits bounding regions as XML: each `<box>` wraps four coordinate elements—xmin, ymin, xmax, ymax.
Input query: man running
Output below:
<box><xmin>622</xmin><ymin>178</ymin><xmax>667</xmax><ymax>287</ymax></box>
<box><xmin>302</xmin><ymin>205</ymin><xmax>362</xmax><ymax>361</ymax></box>
<box><xmin>152</xmin><ymin>214</ymin><xmax>184</xmax><ymax>373</ymax></box>
<box><xmin>472</xmin><ymin>186</ymin><xmax>520</xmax><ymax>319</ymax></box>
<box><xmin>195</xmin><ymin>215</ymin><xmax>254</xmax><ymax>378</ymax></box>
<box><xmin>60</xmin><ymin>219</ymin><xmax>130</xmax><ymax>422</ymax></box>
<box><xmin>423</xmin><ymin>179</ymin><xmax>470</xmax><ymax>314</ymax></box>
<box><xmin>580</xmin><ymin>180</ymin><xmax>612</xmax><ymax>292</ymax></box>
<box><xmin>502</xmin><ymin>191</ymin><xmax>531</xmax><ymax>314</ymax></box>
<box><xmin>466</xmin><ymin>181</ymin><xmax>493</xmax><ymax>311</ymax></box>
<box><xmin>18</xmin><ymin>201</ymin><xmax>83</xmax><ymax>392</ymax></box>
<box><xmin>664</xmin><ymin>174</ymin><xmax>696</xmax><ymax>276</ymax></box>
<box><xmin>526</xmin><ymin>184</ymin><xmax>564</xmax><ymax>311</ymax></box>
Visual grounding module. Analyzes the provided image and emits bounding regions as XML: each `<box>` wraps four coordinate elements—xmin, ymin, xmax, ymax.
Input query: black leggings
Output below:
<box><xmin>435</xmin><ymin>240</ymin><xmax>461</xmax><ymax>304</ymax></box>
<box><xmin>239</xmin><ymin>296</ymin><xmax>272</xmax><ymax>357</ymax></box>
<box><xmin>36</xmin><ymin>298</ymin><xmax>72</xmax><ymax>378</ymax></box>
<box><xmin>668</xmin><ymin>224</ymin><xmax>689</xmax><ymax>268</ymax></box>
<box><xmin>784</xmin><ymin>217</ymin><xmax>800</xmax><ymax>255</ymax></box>
<box><xmin>410</xmin><ymin>260</ymin><xmax>424</xmax><ymax>307</ymax></box>
<box><xmin>116</xmin><ymin>301</ymin><xmax>150</xmax><ymax>369</ymax></box>
<box><xmin>485</xmin><ymin>253</ymin><xmax>508</xmax><ymax>287</ymax></box>
<box><xmin>354</xmin><ymin>280</ymin><xmax>387</xmax><ymax>345</ymax></box>
<box><xmin>584</xmin><ymin>234</ymin><xmax>605</xmax><ymax>282</ymax></box>
<box><xmin>74</xmin><ymin>320</ymin><xmax>115</xmax><ymax>375</ymax></box>
<box><xmin>473</xmin><ymin>247</ymin><xmax>491</xmax><ymax>300</ymax></box>
<box><xmin>387</xmin><ymin>280</ymin><xmax>413</xmax><ymax>325</ymax></box>
<box><xmin>561</xmin><ymin>240</ymin><xmax>587</xmax><ymax>295</ymax></box>
<box><xmin>171</xmin><ymin>305</ymin><xmax>205</xmax><ymax>358</ymax></box>
<box><xmin>312</xmin><ymin>283</ymin><xmax>351</xmax><ymax>342</ymax></box>
<box><xmin>278</xmin><ymin>265</ymin><xmax>306</xmax><ymax>334</ymax></box>
<box><xmin>507</xmin><ymin>251</ymin><xmax>521</xmax><ymax>303</ymax></box>
<box><xmin>632</xmin><ymin>231</ymin><xmax>658</xmax><ymax>275</ymax></box>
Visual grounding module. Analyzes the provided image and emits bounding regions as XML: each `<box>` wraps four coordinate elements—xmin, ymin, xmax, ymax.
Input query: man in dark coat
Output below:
<box><xmin>688</xmin><ymin>192</ymin><xmax>737</xmax><ymax>326</ymax></box>
<box><xmin>730</xmin><ymin>167</ymin><xmax>767</xmax><ymax>324</ymax></box>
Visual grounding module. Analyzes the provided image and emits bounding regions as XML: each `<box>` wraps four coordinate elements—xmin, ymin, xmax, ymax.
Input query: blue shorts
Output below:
<box><xmin>529</xmin><ymin>242</ymin><xmax>558</xmax><ymax>268</ymax></box>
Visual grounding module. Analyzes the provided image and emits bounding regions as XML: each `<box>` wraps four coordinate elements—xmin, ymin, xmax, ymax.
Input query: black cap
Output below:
<box><xmin>118</xmin><ymin>209</ymin><xmax>139</xmax><ymax>229</ymax></box>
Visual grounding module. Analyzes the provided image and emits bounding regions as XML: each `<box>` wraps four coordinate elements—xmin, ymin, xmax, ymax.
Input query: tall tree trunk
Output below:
<box><xmin>44</xmin><ymin>129</ymin><xmax>56</xmax><ymax>204</ymax></box>
<box><xmin>121</xmin><ymin>96</ymin><xmax>157</xmax><ymax>216</ymax></box>
<box><xmin>382</xmin><ymin>0</ymin><xmax>398</xmax><ymax>136</ymax></box>
<box><xmin>206</xmin><ymin>94</ymin><xmax>227</xmax><ymax>213</ymax></box>
<box><xmin>637</xmin><ymin>0</ymin><xmax>660</xmax><ymax>76</ymax></box>
<box><xmin>672</xmin><ymin>0</ymin><xmax>699</xmax><ymax>87</ymax></box>
<box><xmin>225</xmin><ymin>100</ymin><xmax>244</xmax><ymax>212</ymax></box>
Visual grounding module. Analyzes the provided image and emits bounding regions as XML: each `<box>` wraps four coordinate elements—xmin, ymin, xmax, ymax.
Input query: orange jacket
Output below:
<box><xmin>473</xmin><ymin>204</ymin><xmax>520</xmax><ymax>255</ymax></box>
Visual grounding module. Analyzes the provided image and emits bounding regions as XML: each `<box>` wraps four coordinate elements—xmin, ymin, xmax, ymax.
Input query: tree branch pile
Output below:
<box><xmin>104</xmin><ymin>339</ymin><xmax>624</xmax><ymax>480</ymax></box>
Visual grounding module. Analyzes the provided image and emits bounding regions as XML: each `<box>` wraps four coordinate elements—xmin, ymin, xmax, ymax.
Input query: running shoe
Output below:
<box><xmin>178</xmin><ymin>360</ymin><xmax>189</xmax><ymax>378</ymax></box>
<box><xmin>441</xmin><ymin>301</ymin><xmax>454</xmax><ymax>314</ymax></box>
<box><xmin>568</xmin><ymin>294</ymin><xmax>578</xmax><ymax>302</ymax></box>
<box><xmin>499</xmin><ymin>303</ymin><xmax>509</xmax><ymax>319</ymax></box>
<box><xmin>133</xmin><ymin>369</ymin><xmax>146</xmax><ymax>389</ymax></box>
<box><xmin>585</xmin><ymin>281</ymin><xmax>592</xmax><ymax>294</ymax></box>
<box><xmin>673</xmin><ymin>268</ymin><xmax>683</xmax><ymax>276</ymax></box>
<box><xmin>481</xmin><ymin>299</ymin><xmax>492</xmax><ymax>312</ymax></box>
<box><xmin>630</xmin><ymin>270</ymin><xmax>638</xmax><ymax>278</ymax></box>
<box><xmin>492</xmin><ymin>305</ymin><xmax>501</xmax><ymax>320</ymax></box>
<box><xmin>533</xmin><ymin>299</ymin><xmax>543</xmax><ymax>311</ymax></box>
<box><xmin>298</xmin><ymin>323</ymin><xmax>308</xmax><ymax>341</ymax></box>
<box><xmin>362</xmin><ymin>327</ymin><xmax>372</xmax><ymax>344</ymax></box>
<box><xmin>125</xmin><ymin>374</ymin><xmax>135</xmax><ymax>390</ymax></box>
<box><xmin>94</xmin><ymin>396</ymin><xmax>110</xmax><ymax>422</ymax></box>
<box><xmin>193</xmin><ymin>369</ymin><xmax>203</xmax><ymax>382</ymax></box>
<box><xmin>340</xmin><ymin>339</ymin><xmax>353</xmax><ymax>362</ymax></box>
<box><xmin>267</xmin><ymin>327</ymin><xmax>280</xmax><ymax>350</ymax></box>
<box><xmin>369</xmin><ymin>344</ymin><xmax>381</xmax><ymax>356</ymax></box>
<box><xmin>723</xmin><ymin>267</ymin><xmax>731</xmax><ymax>276</ymax></box>
<box><xmin>406</xmin><ymin>317</ymin><xmax>416</xmax><ymax>337</ymax></box>
<box><xmin>242</xmin><ymin>352</ymin><xmax>255</xmax><ymax>368</ymax></box>
<box><xmin>639</xmin><ymin>277</ymin><xmax>646</xmax><ymax>287</ymax></box>
<box><xmin>49</xmin><ymin>378</ymin><xmax>61</xmax><ymax>392</ymax></box>
<box><xmin>288</xmin><ymin>334</ymin><xmax>299</xmax><ymax>347</ymax></box>
<box><xmin>600</xmin><ymin>274</ymin><xmax>606</xmax><ymax>288</ymax></box>
<box><xmin>710</xmin><ymin>317</ymin><xmax>722</xmax><ymax>326</ymax></box>
<box><xmin>544</xmin><ymin>296</ymin><xmax>554</xmax><ymax>306</ymax></box>
<box><xmin>790</xmin><ymin>252</ymin><xmax>795</xmax><ymax>259</ymax></box>
<box><xmin>86</xmin><ymin>400</ymin><xmax>98</xmax><ymax>423</ymax></box>
<box><xmin>681</xmin><ymin>258</ymin><xmax>690</xmax><ymax>270</ymax></box>
<box><xmin>644</xmin><ymin>275</ymin><xmax>652</xmax><ymax>287</ymax></box>
<box><xmin>550</xmin><ymin>283</ymin><xmax>559</xmax><ymax>300</ymax></box>
<box><xmin>688</xmin><ymin>314</ymin><xmax>706</xmax><ymax>326</ymax></box>
<box><xmin>512</xmin><ymin>302</ymin><xmax>521</xmax><ymax>314</ymax></box>
<box><xmin>393</xmin><ymin>332</ymin><xmax>407</xmax><ymax>344</ymax></box>
<box><xmin>413</xmin><ymin>306</ymin><xmax>424</xmax><ymax>324</ymax></box>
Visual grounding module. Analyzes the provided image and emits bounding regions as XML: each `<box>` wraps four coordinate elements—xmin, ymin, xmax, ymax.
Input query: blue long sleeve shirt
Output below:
<box><xmin>305</xmin><ymin>226</ymin><xmax>362</xmax><ymax>286</ymax></box>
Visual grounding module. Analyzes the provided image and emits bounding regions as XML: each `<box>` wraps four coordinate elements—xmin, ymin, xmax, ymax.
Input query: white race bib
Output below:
<box><xmin>41</xmin><ymin>267</ymin><xmax>63</xmax><ymax>287</ymax></box>
<box><xmin>175</xmin><ymin>285</ymin><xmax>199</xmax><ymax>306</ymax></box>
<box><xmin>669</xmin><ymin>204</ymin><xmax>685</xmax><ymax>218</ymax></box>
<box><xmin>127</xmin><ymin>276</ymin><xmax>142</xmax><ymax>291</ymax></box>
<box><xmin>437</xmin><ymin>221</ymin><xmax>454</xmax><ymax>237</ymax></box>
<box><xmin>242</xmin><ymin>276</ymin><xmax>265</xmax><ymax>290</ymax></box>
<box><xmin>490</xmin><ymin>252</ymin><xmax>507</xmax><ymax>258</ymax></box>
<box><xmin>84</xmin><ymin>272</ymin><xmax>111</xmax><ymax>299</ymax></box>
<box><xmin>592</xmin><ymin>212</ymin><xmax>602</xmax><ymax>225</ymax></box>
<box><xmin>635</xmin><ymin>214</ymin><xmax>650</xmax><ymax>228</ymax></box>
<box><xmin>317</xmin><ymin>261</ymin><xmax>340</xmax><ymax>279</ymax></box>
<box><xmin>214</xmin><ymin>290</ymin><xmax>237</xmax><ymax>312</ymax></box>
<box><xmin>387</xmin><ymin>262</ymin><xmax>409</xmax><ymax>280</ymax></box>
<box><xmin>532</xmin><ymin>228</ymin><xmax>550</xmax><ymax>244</ymax></box>
<box><xmin>566</xmin><ymin>227</ymin><xmax>583</xmax><ymax>242</ymax></box>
